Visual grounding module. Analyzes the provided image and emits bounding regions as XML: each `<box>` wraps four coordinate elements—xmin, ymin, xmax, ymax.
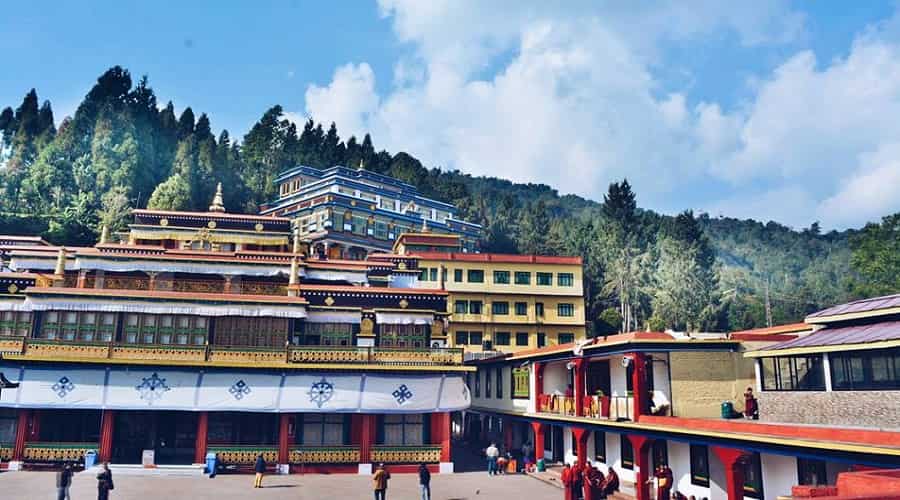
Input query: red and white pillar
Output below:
<box><xmin>574</xmin><ymin>359</ymin><xmax>586</xmax><ymax>417</ymax></box>
<box><xmin>357</xmin><ymin>414</ymin><xmax>376</xmax><ymax>474</ymax></box>
<box><xmin>98</xmin><ymin>410</ymin><xmax>115</xmax><ymax>463</ymax></box>
<box><xmin>194</xmin><ymin>412</ymin><xmax>209</xmax><ymax>465</ymax></box>
<box><xmin>530</xmin><ymin>421</ymin><xmax>545</xmax><ymax>465</ymax></box>
<box><xmin>533</xmin><ymin>361</ymin><xmax>545</xmax><ymax>411</ymax></box>
<box><xmin>712</xmin><ymin>446</ymin><xmax>752</xmax><ymax>500</ymax></box>
<box><xmin>572</xmin><ymin>428</ymin><xmax>593</xmax><ymax>500</ymax></box>
<box><xmin>11</xmin><ymin>409</ymin><xmax>31</xmax><ymax>466</ymax></box>
<box><xmin>277</xmin><ymin>413</ymin><xmax>292</xmax><ymax>473</ymax></box>
<box><xmin>431</xmin><ymin>412</ymin><xmax>452</xmax><ymax>472</ymax></box>
<box><xmin>629</xmin><ymin>353</ymin><xmax>649</xmax><ymax>420</ymax></box>
<box><xmin>627</xmin><ymin>434</ymin><xmax>654</xmax><ymax>500</ymax></box>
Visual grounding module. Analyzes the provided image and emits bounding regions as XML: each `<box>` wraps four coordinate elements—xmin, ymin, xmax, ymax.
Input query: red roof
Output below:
<box><xmin>507</xmin><ymin>331</ymin><xmax>674</xmax><ymax>359</ymax></box>
<box><xmin>730</xmin><ymin>322</ymin><xmax>811</xmax><ymax>341</ymax></box>
<box><xmin>413</xmin><ymin>251</ymin><xmax>582</xmax><ymax>265</ymax></box>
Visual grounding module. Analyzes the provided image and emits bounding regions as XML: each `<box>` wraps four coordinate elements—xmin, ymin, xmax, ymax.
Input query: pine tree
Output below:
<box><xmin>177</xmin><ymin>107</ymin><xmax>195</xmax><ymax>139</ymax></box>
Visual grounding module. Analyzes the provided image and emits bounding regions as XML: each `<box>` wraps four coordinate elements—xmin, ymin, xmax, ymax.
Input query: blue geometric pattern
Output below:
<box><xmin>135</xmin><ymin>372</ymin><xmax>170</xmax><ymax>405</ymax></box>
<box><xmin>51</xmin><ymin>376</ymin><xmax>74</xmax><ymax>398</ymax></box>
<box><xmin>308</xmin><ymin>377</ymin><xmax>334</xmax><ymax>408</ymax></box>
<box><xmin>392</xmin><ymin>384</ymin><xmax>413</xmax><ymax>405</ymax></box>
<box><xmin>229</xmin><ymin>379</ymin><xmax>251</xmax><ymax>400</ymax></box>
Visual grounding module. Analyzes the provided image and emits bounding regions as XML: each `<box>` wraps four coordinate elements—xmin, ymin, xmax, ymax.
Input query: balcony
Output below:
<box><xmin>22</xmin><ymin>442</ymin><xmax>98</xmax><ymax>462</ymax></box>
<box><xmin>536</xmin><ymin>394</ymin><xmax>634</xmax><ymax>421</ymax></box>
<box><xmin>0</xmin><ymin>336</ymin><xmax>465</xmax><ymax>368</ymax></box>
<box><xmin>371</xmin><ymin>445</ymin><xmax>442</xmax><ymax>464</ymax></box>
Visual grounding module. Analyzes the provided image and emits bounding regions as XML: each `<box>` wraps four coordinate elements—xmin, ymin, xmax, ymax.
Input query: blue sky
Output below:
<box><xmin>3</xmin><ymin>1</ymin><xmax>900</xmax><ymax>229</ymax></box>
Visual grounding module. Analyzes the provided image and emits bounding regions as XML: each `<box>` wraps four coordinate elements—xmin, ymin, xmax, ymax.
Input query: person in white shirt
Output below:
<box><xmin>485</xmin><ymin>443</ymin><xmax>500</xmax><ymax>476</ymax></box>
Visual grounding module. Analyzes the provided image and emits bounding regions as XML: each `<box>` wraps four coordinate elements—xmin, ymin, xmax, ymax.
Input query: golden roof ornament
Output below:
<box><xmin>54</xmin><ymin>247</ymin><xmax>66</xmax><ymax>276</ymax></box>
<box><xmin>421</xmin><ymin>217</ymin><xmax>430</xmax><ymax>233</ymax></box>
<box><xmin>288</xmin><ymin>257</ymin><xmax>299</xmax><ymax>286</ymax></box>
<box><xmin>292</xmin><ymin>228</ymin><xmax>302</xmax><ymax>254</ymax></box>
<box><xmin>357</xmin><ymin>159</ymin><xmax>365</xmax><ymax>171</ymax></box>
<box><xmin>99</xmin><ymin>225</ymin><xmax>109</xmax><ymax>245</ymax></box>
<box><xmin>208</xmin><ymin>182</ymin><xmax>226</xmax><ymax>213</ymax></box>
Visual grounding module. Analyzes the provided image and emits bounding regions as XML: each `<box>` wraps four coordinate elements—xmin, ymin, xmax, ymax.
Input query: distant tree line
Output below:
<box><xmin>0</xmin><ymin>66</ymin><xmax>891</xmax><ymax>333</ymax></box>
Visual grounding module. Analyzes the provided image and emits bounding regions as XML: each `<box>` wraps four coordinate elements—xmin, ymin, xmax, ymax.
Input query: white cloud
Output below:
<box><xmin>297</xmin><ymin>1</ymin><xmax>900</xmax><ymax>229</ymax></box>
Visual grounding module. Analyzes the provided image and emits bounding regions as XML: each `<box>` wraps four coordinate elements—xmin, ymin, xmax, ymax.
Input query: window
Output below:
<box><xmin>652</xmin><ymin>440</ymin><xmax>668</xmax><ymax>469</ymax></box>
<box><xmin>429</xmin><ymin>268</ymin><xmax>438</xmax><ymax>281</ymax></box>
<box><xmin>40</xmin><ymin>311</ymin><xmax>117</xmax><ymax>342</ymax></box>
<box><xmin>469</xmin><ymin>301</ymin><xmax>483</xmax><ymax>314</ymax></box>
<box><xmin>495</xmin><ymin>331</ymin><xmax>510</xmax><ymax>346</ymax></box>
<box><xmin>620</xmin><ymin>435</ymin><xmax>634</xmax><ymax>469</ymax></box>
<box><xmin>690</xmin><ymin>445</ymin><xmax>710</xmax><ymax>487</ymax></box>
<box><xmin>744</xmin><ymin>452</ymin><xmax>764</xmax><ymax>499</ymax></box>
<box><xmin>419</xmin><ymin>269</ymin><xmax>429</xmax><ymax>281</ymax></box>
<box><xmin>0</xmin><ymin>311</ymin><xmax>31</xmax><ymax>337</ymax></box>
<box><xmin>467</xmin><ymin>270</ymin><xmax>484</xmax><ymax>283</ymax></box>
<box><xmin>512</xmin><ymin>367</ymin><xmax>530</xmax><ymax>398</ymax></box>
<box><xmin>515</xmin><ymin>302</ymin><xmax>528</xmax><ymax>316</ymax></box>
<box><xmin>594</xmin><ymin>432</ymin><xmax>606</xmax><ymax>462</ymax></box>
<box><xmin>492</xmin><ymin>302</ymin><xmax>509</xmax><ymax>315</ymax></box>
<box><xmin>217</xmin><ymin>316</ymin><xmax>289</xmax><ymax>347</ymax></box>
<box><xmin>300</xmin><ymin>414</ymin><xmax>345</xmax><ymax>446</ymax></box>
<box><xmin>514</xmin><ymin>272</ymin><xmax>531</xmax><ymax>285</ymax></box>
<box><xmin>454</xmin><ymin>269</ymin><xmax>463</xmax><ymax>282</ymax></box>
<box><xmin>374</xmin><ymin>221</ymin><xmax>389</xmax><ymax>240</ymax></box>
<box><xmin>378</xmin><ymin>324</ymin><xmax>429</xmax><ymax>348</ymax></box>
<box><xmin>558</xmin><ymin>333</ymin><xmax>575</xmax><ymax>344</ymax></box>
<box><xmin>493</xmin><ymin>271</ymin><xmax>510</xmax><ymax>284</ymax></box>
<box><xmin>0</xmin><ymin>408</ymin><xmax>17</xmax><ymax>444</ymax></box>
<box><xmin>558</xmin><ymin>303</ymin><xmax>575</xmax><ymax>317</ymax></box>
<box><xmin>537</xmin><ymin>332</ymin><xmax>546</xmax><ymax>348</ymax></box>
<box><xmin>830</xmin><ymin>347</ymin><xmax>900</xmax><ymax>390</ymax></box>
<box><xmin>351</xmin><ymin>215</ymin><xmax>368</xmax><ymax>236</ymax></box>
<box><xmin>381</xmin><ymin>414</ymin><xmax>424</xmax><ymax>445</ymax></box>
<box><xmin>295</xmin><ymin>322</ymin><xmax>354</xmax><ymax>347</ymax></box>
<box><xmin>455</xmin><ymin>331</ymin><xmax>468</xmax><ymax>345</ymax></box>
<box><xmin>515</xmin><ymin>332</ymin><xmax>529</xmax><ymax>346</ymax></box>
<box><xmin>798</xmin><ymin>458</ymin><xmax>827</xmax><ymax>486</ymax></box>
<box><xmin>469</xmin><ymin>331</ymin><xmax>483</xmax><ymax>346</ymax></box>
<box><xmin>760</xmin><ymin>355</ymin><xmax>826</xmax><ymax>391</ymax></box>
<box><xmin>535</xmin><ymin>302</ymin><xmax>545</xmax><ymax>317</ymax></box>
<box><xmin>536</xmin><ymin>272</ymin><xmax>553</xmax><ymax>286</ymax></box>
<box><xmin>496</xmin><ymin>367</ymin><xmax>503</xmax><ymax>398</ymax></box>
<box><xmin>558</xmin><ymin>273</ymin><xmax>574</xmax><ymax>286</ymax></box>
<box><xmin>455</xmin><ymin>300</ymin><xmax>469</xmax><ymax>314</ymax></box>
<box><xmin>485</xmin><ymin>369</ymin><xmax>492</xmax><ymax>398</ymax></box>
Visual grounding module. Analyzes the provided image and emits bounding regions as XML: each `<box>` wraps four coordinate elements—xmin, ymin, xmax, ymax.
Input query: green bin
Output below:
<box><xmin>721</xmin><ymin>401</ymin><xmax>735</xmax><ymax>419</ymax></box>
<box><xmin>536</xmin><ymin>459</ymin><xmax>546</xmax><ymax>472</ymax></box>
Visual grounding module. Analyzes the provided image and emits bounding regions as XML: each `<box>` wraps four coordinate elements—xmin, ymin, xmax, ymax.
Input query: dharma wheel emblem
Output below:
<box><xmin>254</xmin><ymin>223</ymin><xmax>264</xmax><ymax>232</ymax></box>
<box><xmin>159</xmin><ymin>218</ymin><xmax>169</xmax><ymax>226</ymax></box>
<box><xmin>308</xmin><ymin>377</ymin><xmax>335</xmax><ymax>408</ymax></box>
<box><xmin>399</xmin><ymin>299</ymin><xmax>409</xmax><ymax>309</ymax></box>
<box><xmin>324</xmin><ymin>296</ymin><xmax>335</xmax><ymax>306</ymax></box>
<box><xmin>52</xmin><ymin>376</ymin><xmax>75</xmax><ymax>398</ymax></box>
<box><xmin>7</xmin><ymin>284</ymin><xmax>18</xmax><ymax>294</ymax></box>
<box><xmin>207</xmin><ymin>220</ymin><xmax>217</xmax><ymax>229</ymax></box>
<box><xmin>392</xmin><ymin>384</ymin><xmax>413</xmax><ymax>405</ymax></box>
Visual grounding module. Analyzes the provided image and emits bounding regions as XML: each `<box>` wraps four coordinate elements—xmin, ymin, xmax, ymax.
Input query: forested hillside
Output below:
<box><xmin>1</xmin><ymin>67</ymin><xmax>895</xmax><ymax>333</ymax></box>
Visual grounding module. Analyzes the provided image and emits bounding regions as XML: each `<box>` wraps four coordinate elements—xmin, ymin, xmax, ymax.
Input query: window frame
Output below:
<box><xmin>760</xmin><ymin>354</ymin><xmax>826</xmax><ymax>391</ymax></box>
<box><xmin>515</xmin><ymin>302</ymin><xmax>528</xmax><ymax>316</ymax></box>
<box><xmin>453</xmin><ymin>269</ymin><xmax>463</xmax><ymax>282</ymax></box>
<box><xmin>492</xmin><ymin>302</ymin><xmax>509</xmax><ymax>315</ymax></box>
<box><xmin>469</xmin><ymin>301</ymin><xmax>483</xmax><ymax>315</ymax></box>
<box><xmin>454</xmin><ymin>300</ymin><xmax>469</xmax><ymax>314</ymax></box>
<box><xmin>493</xmin><ymin>270</ymin><xmax>510</xmax><ymax>284</ymax></box>
<box><xmin>514</xmin><ymin>272</ymin><xmax>531</xmax><ymax>285</ymax></box>
<box><xmin>494</xmin><ymin>331</ymin><xmax>511</xmax><ymax>346</ymax></box>
<box><xmin>689</xmin><ymin>444</ymin><xmax>710</xmax><ymax>487</ymax></box>
<box><xmin>467</xmin><ymin>269</ymin><xmax>485</xmax><ymax>283</ymax></box>
<box><xmin>536</xmin><ymin>272</ymin><xmax>553</xmax><ymax>286</ymax></box>
<box><xmin>558</xmin><ymin>273</ymin><xmax>574</xmax><ymax>286</ymax></box>
<box><xmin>620</xmin><ymin>435</ymin><xmax>634</xmax><ymax>469</ymax></box>
<box><xmin>830</xmin><ymin>347</ymin><xmax>900</xmax><ymax>391</ymax></box>
<box><xmin>594</xmin><ymin>432</ymin><xmax>606</xmax><ymax>462</ymax></box>
<box><xmin>512</xmin><ymin>367</ymin><xmax>530</xmax><ymax>399</ymax></box>
<box><xmin>557</xmin><ymin>303</ymin><xmax>575</xmax><ymax>317</ymax></box>
<box><xmin>515</xmin><ymin>332</ymin><xmax>529</xmax><ymax>346</ymax></box>
<box><xmin>495</xmin><ymin>366</ymin><xmax>503</xmax><ymax>398</ymax></box>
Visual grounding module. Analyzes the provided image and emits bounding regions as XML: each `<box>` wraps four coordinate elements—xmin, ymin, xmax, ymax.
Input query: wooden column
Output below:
<box><xmin>98</xmin><ymin>410</ymin><xmax>115</xmax><ymax>463</ymax></box>
<box><xmin>194</xmin><ymin>412</ymin><xmax>209</xmax><ymax>464</ymax></box>
<box><xmin>431</xmin><ymin>412</ymin><xmax>451</xmax><ymax>463</ymax></box>
<box><xmin>12</xmin><ymin>409</ymin><xmax>30</xmax><ymax>461</ymax></box>
<box><xmin>278</xmin><ymin>413</ymin><xmax>292</xmax><ymax>465</ymax></box>
<box><xmin>76</xmin><ymin>270</ymin><xmax>88</xmax><ymax>288</ymax></box>
<box><xmin>712</xmin><ymin>446</ymin><xmax>752</xmax><ymax>500</ymax></box>
<box><xmin>574</xmin><ymin>359</ymin><xmax>586</xmax><ymax>417</ymax></box>
<box><xmin>627</xmin><ymin>434</ymin><xmax>654</xmax><ymax>500</ymax></box>
<box><xmin>530</xmin><ymin>421</ymin><xmax>545</xmax><ymax>464</ymax></box>
<box><xmin>573</xmin><ymin>428</ymin><xmax>592</xmax><ymax>500</ymax></box>
<box><xmin>629</xmin><ymin>353</ymin><xmax>649</xmax><ymax>420</ymax></box>
<box><xmin>359</xmin><ymin>414</ymin><xmax>376</xmax><ymax>464</ymax></box>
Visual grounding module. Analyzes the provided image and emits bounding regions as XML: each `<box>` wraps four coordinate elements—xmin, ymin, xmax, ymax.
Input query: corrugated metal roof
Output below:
<box><xmin>807</xmin><ymin>293</ymin><xmax>900</xmax><ymax>319</ymax></box>
<box><xmin>765</xmin><ymin>320</ymin><xmax>900</xmax><ymax>350</ymax></box>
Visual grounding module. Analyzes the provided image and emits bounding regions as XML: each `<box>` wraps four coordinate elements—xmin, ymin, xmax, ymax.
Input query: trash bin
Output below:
<box><xmin>84</xmin><ymin>450</ymin><xmax>97</xmax><ymax>469</ymax></box>
<box><xmin>205</xmin><ymin>452</ymin><xmax>218</xmax><ymax>477</ymax></box>
<box><xmin>536</xmin><ymin>458</ymin><xmax>546</xmax><ymax>472</ymax></box>
<box><xmin>721</xmin><ymin>401</ymin><xmax>735</xmax><ymax>419</ymax></box>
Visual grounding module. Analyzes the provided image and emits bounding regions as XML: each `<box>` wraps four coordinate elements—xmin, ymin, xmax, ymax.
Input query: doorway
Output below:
<box><xmin>112</xmin><ymin>411</ymin><xmax>197</xmax><ymax>464</ymax></box>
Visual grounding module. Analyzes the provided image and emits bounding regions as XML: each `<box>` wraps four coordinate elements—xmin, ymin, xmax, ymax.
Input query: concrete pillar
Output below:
<box><xmin>278</xmin><ymin>413</ymin><xmax>292</xmax><ymax>472</ymax></box>
<box><xmin>530</xmin><ymin>421</ymin><xmax>545</xmax><ymax>464</ymax></box>
<box><xmin>194</xmin><ymin>412</ymin><xmax>209</xmax><ymax>465</ymax></box>
<box><xmin>431</xmin><ymin>412</ymin><xmax>452</xmax><ymax>472</ymax></box>
<box><xmin>629</xmin><ymin>353</ymin><xmax>649</xmax><ymax>420</ymax></box>
<box><xmin>12</xmin><ymin>409</ymin><xmax>30</xmax><ymax>462</ymax></box>
<box><xmin>358</xmin><ymin>414</ymin><xmax>376</xmax><ymax>474</ymax></box>
<box><xmin>98</xmin><ymin>410</ymin><xmax>115</xmax><ymax>463</ymax></box>
<box><xmin>711</xmin><ymin>446</ymin><xmax>752</xmax><ymax>500</ymax></box>
<box><xmin>627</xmin><ymin>434</ymin><xmax>654</xmax><ymax>500</ymax></box>
<box><xmin>574</xmin><ymin>359</ymin><xmax>586</xmax><ymax>417</ymax></box>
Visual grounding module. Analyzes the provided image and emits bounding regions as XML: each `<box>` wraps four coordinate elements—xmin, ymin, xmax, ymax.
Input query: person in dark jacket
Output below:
<box><xmin>96</xmin><ymin>462</ymin><xmax>113</xmax><ymax>500</ymax></box>
<box><xmin>418</xmin><ymin>463</ymin><xmax>431</xmax><ymax>500</ymax></box>
<box><xmin>56</xmin><ymin>462</ymin><xmax>73</xmax><ymax>500</ymax></box>
<box><xmin>253</xmin><ymin>454</ymin><xmax>266</xmax><ymax>488</ymax></box>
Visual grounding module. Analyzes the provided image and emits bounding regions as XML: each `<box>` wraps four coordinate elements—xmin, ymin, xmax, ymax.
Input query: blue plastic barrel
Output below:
<box><xmin>84</xmin><ymin>450</ymin><xmax>97</xmax><ymax>469</ymax></box>
<box><xmin>205</xmin><ymin>452</ymin><xmax>217</xmax><ymax>477</ymax></box>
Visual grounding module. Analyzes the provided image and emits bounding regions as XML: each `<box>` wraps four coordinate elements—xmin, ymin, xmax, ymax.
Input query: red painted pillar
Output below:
<box><xmin>98</xmin><ymin>410</ymin><xmax>115</xmax><ymax>463</ymax></box>
<box><xmin>712</xmin><ymin>446</ymin><xmax>752</xmax><ymax>500</ymax></box>
<box><xmin>12</xmin><ymin>409</ymin><xmax>30</xmax><ymax>461</ymax></box>
<box><xmin>574</xmin><ymin>359</ymin><xmax>586</xmax><ymax>417</ymax></box>
<box><xmin>530</xmin><ymin>421</ymin><xmax>545</xmax><ymax>464</ymax></box>
<box><xmin>194</xmin><ymin>412</ymin><xmax>209</xmax><ymax>464</ymax></box>
<box><xmin>629</xmin><ymin>353</ymin><xmax>648</xmax><ymax>420</ymax></box>
<box><xmin>533</xmin><ymin>361</ymin><xmax>544</xmax><ymax>402</ymax></box>
<box><xmin>503</xmin><ymin>420</ymin><xmax>513</xmax><ymax>452</ymax></box>
<box><xmin>278</xmin><ymin>413</ymin><xmax>291</xmax><ymax>465</ymax></box>
<box><xmin>431</xmin><ymin>412</ymin><xmax>451</xmax><ymax>463</ymax></box>
<box><xmin>28</xmin><ymin>410</ymin><xmax>40</xmax><ymax>441</ymax></box>
<box><xmin>359</xmin><ymin>414</ymin><xmax>375</xmax><ymax>464</ymax></box>
<box><xmin>628</xmin><ymin>434</ymin><xmax>654</xmax><ymax>500</ymax></box>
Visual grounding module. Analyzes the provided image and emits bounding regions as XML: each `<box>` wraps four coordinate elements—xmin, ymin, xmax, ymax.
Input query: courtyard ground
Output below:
<box><xmin>0</xmin><ymin>468</ymin><xmax>562</xmax><ymax>500</ymax></box>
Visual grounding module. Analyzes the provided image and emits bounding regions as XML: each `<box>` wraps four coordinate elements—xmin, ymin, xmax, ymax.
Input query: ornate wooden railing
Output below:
<box><xmin>22</xmin><ymin>442</ymin><xmax>98</xmax><ymax>462</ymax></box>
<box><xmin>289</xmin><ymin>445</ymin><xmax>360</xmax><ymax>464</ymax></box>
<box><xmin>3</xmin><ymin>337</ymin><xmax>465</xmax><ymax>367</ymax></box>
<box><xmin>0</xmin><ymin>442</ymin><xmax>13</xmax><ymax>461</ymax></box>
<box><xmin>207</xmin><ymin>445</ymin><xmax>277</xmax><ymax>465</ymax></box>
<box><xmin>583</xmin><ymin>395</ymin><xmax>611</xmax><ymax>419</ymax></box>
<box><xmin>536</xmin><ymin>394</ymin><xmax>576</xmax><ymax>416</ymax></box>
<box><xmin>371</xmin><ymin>445</ymin><xmax>442</xmax><ymax>464</ymax></box>
<box><xmin>240</xmin><ymin>282</ymin><xmax>288</xmax><ymax>296</ymax></box>
<box><xmin>537</xmin><ymin>394</ymin><xmax>631</xmax><ymax>420</ymax></box>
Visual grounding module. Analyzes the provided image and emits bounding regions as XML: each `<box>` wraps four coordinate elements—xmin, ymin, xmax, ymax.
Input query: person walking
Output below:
<box><xmin>373</xmin><ymin>463</ymin><xmax>391</xmax><ymax>500</ymax></box>
<box><xmin>253</xmin><ymin>454</ymin><xmax>266</xmax><ymax>488</ymax></box>
<box><xmin>56</xmin><ymin>462</ymin><xmax>73</xmax><ymax>500</ymax></box>
<box><xmin>96</xmin><ymin>462</ymin><xmax>114</xmax><ymax>500</ymax></box>
<box><xmin>418</xmin><ymin>463</ymin><xmax>431</xmax><ymax>500</ymax></box>
<box><xmin>485</xmin><ymin>442</ymin><xmax>499</xmax><ymax>476</ymax></box>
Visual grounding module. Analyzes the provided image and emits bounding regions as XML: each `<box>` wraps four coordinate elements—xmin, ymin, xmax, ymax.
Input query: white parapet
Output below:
<box><xmin>358</xmin><ymin>463</ymin><xmax>373</xmax><ymax>475</ymax></box>
<box><xmin>439</xmin><ymin>462</ymin><xmax>454</xmax><ymax>474</ymax></box>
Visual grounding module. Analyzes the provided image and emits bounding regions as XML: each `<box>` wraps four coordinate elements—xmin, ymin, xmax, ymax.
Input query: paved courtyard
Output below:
<box><xmin>0</xmin><ymin>469</ymin><xmax>561</xmax><ymax>500</ymax></box>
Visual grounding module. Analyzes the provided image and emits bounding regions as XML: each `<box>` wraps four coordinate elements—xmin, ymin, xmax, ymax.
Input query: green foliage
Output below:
<box><xmin>148</xmin><ymin>173</ymin><xmax>191</xmax><ymax>211</ymax></box>
<box><xmin>598</xmin><ymin>307</ymin><xmax>622</xmax><ymax>335</ymax></box>
<box><xmin>850</xmin><ymin>213</ymin><xmax>900</xmax><ymax>297</ymax></box>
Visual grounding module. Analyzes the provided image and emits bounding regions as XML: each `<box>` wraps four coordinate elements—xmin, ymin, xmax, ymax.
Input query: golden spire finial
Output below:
<box><xmin>421</xmin><ymin>217</ymin><xmax>430</xmax><ymax>233</ymax></box>
<box><xmin>99</xmin><ymin>225</ymin><xmax>109</xmax><ymax>245</ymax></box>
<box><xmin>289</xmin><ymin>257</ymin><xmax>299</xmax><ymax>286</ymax></box>
<box><xmin>358</xmin><ymin>159</ymin><xmax>365</xmax><ymax>171</ymax></box>
<box><xmin>208</xmin><ymin>182</ymin><xmax>226</xmax><ymax>213</ymax></box>
<box><xmin>54</xmin><ymin>247</ymin><xmax>66</xmax><ymax>276</ymax></box>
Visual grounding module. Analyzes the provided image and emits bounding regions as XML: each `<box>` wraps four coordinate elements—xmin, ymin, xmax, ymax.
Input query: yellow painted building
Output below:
<box><xmin>390</xmin><ymin>233</ymin><xmax>587</xmax><ymax>353</ymax></box>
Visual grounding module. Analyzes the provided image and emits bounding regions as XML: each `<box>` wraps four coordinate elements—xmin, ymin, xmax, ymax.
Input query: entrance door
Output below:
<box><xmin>587</xmin><ymin>360</ymin><xmax>611</xmax><ymax>396</ymax></box>
<box><xmin>551</xmin><ymin>425</ymin><xmax>564</xmax><ymax>462</ymax></box>
<box><xmin>112</xmin><ymin>411</ymin><xmax>196</xmax><ymax>464</ymax></box>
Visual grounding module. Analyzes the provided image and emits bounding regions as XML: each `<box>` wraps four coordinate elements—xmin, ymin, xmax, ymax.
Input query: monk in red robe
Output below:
<box><xmin>561</xmin><ymin>464</ymin><xmax>574</xmax><ymax>500</ymax></box>
<box><xmin>585</xmin><ymin>465</ymin><xmax>605</xmax><ymax>499</ymax></box>
<box><xmin>602</xmin><ymin>467</ymin><xmax>620</xmax><ymax>497</ymax></box>
<box><xmin>655</xmin><ymin>465</ymin><xmax>674</xmax><ymax>500</ymax></box>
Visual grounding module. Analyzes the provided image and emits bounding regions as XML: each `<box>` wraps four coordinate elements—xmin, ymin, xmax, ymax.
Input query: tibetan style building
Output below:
<box><xmin>0</xmin><ymin>187</ymin><xmax>469</xmax><ymax>474</ymax></box>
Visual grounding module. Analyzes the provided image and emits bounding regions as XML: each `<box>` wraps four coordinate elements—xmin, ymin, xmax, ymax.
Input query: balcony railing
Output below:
<box><xmin>22</xmin><ymin>442</ymin><xmax>98</xmax><ymax>462</ymax></box>
<box><xmin>289</xmin><ymin>445</ymin><xmax>360</xmax><ymax>464</ymax></box>
<box><xmin>536</xmin><ymin>394</ymin><xmax>634</xmax><ymax>421</ymax></box>
<box><xmin>0</xmin><ymin>336</ymin><xmax>464</xmax><ymax>367</ymax></box>
<box><xmin>371</xmin><ymin>445</ymin><xmax>442</xmax><ymax>464</ymax></box>
<box><xmin>207</xmin><ymin>445</ymin><xmax>277</xmax><ymax>465</ymax></box>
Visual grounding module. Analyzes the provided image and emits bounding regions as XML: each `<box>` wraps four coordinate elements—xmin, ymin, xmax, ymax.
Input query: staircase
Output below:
<box><xmin>84</xmin><ymin>464</ymin><xmax>206</xmax><ymax>476</ymax></box>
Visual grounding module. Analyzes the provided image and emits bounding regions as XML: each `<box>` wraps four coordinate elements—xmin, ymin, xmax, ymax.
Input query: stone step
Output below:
<box><xmin>85</xmin><ymin>464</ymin><xmax>206</xmax><ymax>476</ymax></box>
